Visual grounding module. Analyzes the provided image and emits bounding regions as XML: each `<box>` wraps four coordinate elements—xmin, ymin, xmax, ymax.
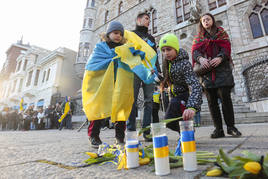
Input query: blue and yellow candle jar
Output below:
<box><xmin>179</xmin><ymin>120</ymin><xmax>197</xmax><ymax>171</ymax></box>
<box><xmin>151</xmin><ymin>123</ymin><xmax>170</xmax><ymax>175</ymax></box>
<box><xmin>125</xmin><ymin>131</ymin><xmax>139</xmax><ymax>168</ymax></box>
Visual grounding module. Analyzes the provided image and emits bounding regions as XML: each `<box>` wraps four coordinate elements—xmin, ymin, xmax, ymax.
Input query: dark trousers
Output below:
<box><xmin>59</xmin><ymin>114</ymin><xmax>72</xmax><ymax>129</ymax></box>
<box><xmin>88</xmin><ymin>119</ymin><xmax>126</xmax><ymax>139</ymax></box>
<box><xmin>152</xmin><ymin>102</ymin><xmax>160</xmax><ymax>123</ymax></box>
<box><xmin>164</xmin><ymin>97</ymin><xmax>185</xmax><ymax>133</ymax></box>
<box><xmin>127</xmin><ymin>74</ymin><xmax>154</xmax><ymax>132</ymax></box>
<box><xmin>204</xmin><ymin>87</ymin><xmax>235</xmax><ymax>130</ymax></box>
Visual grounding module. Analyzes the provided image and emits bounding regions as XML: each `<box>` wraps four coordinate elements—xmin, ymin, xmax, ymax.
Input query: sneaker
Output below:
<box><xmin>89</xmin><ymin>136</ymin><xmax>102</xmax><ymax>149</ymax></box>
<box><xmin>210</xmin><ymin>129</ymin><xmax>225</xmax><ymax>139</ymax></box>
<box><xmin>227</xmin><ymin>127</ymin><xmax>242</xmax><ymax>137</ymax></box>
<box><xmin>101</xmin><ymin>127</ymin><xmax>108</xmax><ymax>131</ymax></box>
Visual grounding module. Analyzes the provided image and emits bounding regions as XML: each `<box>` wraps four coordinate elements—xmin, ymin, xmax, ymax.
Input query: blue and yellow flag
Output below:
<box><xmin>19</xmin><ymin>98</ymin><xmax>24</xmax><ymax>112</ymax></box>
<box><xmin>82</xmin><ymin>30</ymin><xmax>157</xmax><ymax>123</ymax></box>
<box><xmin>58</xmin><ymin>100</ymin><xmax>70</xmax><ymax>123</ymax></box>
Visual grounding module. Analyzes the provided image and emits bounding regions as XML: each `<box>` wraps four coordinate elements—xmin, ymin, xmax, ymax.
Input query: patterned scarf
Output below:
<box><xmin>191</xmin><ymin>27</ymin><xmax>232</xmax><ymax>81</ymax></box>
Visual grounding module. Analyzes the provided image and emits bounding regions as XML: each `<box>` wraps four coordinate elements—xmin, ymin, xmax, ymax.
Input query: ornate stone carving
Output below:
<box><xmin>189</xmin><ymin>0</ymin><xmax>202</xmax><ymax>23</ymax></box>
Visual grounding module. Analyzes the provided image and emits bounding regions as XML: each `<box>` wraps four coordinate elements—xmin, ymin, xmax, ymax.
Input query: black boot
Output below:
<box><xmin>227</xmin><ymin>126</ymin><xmax>242</xmax><ymax>137</ymax></box>
<box><xmin>210</xmin><ymin>129</ymin><xmax>225</xmax><ymax>139</ymax></box>
<box><xmin>89</xmin><ymin>136</ymin><xmax>102</xmax><ymax>149</ymax></box>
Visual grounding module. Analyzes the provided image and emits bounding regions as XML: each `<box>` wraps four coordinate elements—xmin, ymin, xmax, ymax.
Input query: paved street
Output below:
<box><xmin>0</xmin><ymin>122</ymin><xmax>268</xmax><ymax>179</ymax></box>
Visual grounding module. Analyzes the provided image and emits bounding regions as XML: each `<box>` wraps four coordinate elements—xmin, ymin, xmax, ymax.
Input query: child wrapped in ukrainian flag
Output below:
<box><xmin>82</xmin><ymin>21</ymin><xmax>159</xmax><ymax>148</ymax></box>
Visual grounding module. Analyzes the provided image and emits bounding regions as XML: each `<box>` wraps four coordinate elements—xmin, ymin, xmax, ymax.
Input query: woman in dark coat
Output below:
<box><xmin>192</xmin><ymin>13</ymin><xmax>241</xmax><ymax>138</ymax></box>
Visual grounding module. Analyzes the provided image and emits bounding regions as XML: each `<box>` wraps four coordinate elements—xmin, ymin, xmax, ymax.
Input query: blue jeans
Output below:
<box><xmin>127</xmin><ymin>74</ymin><xmax>154</xmax><ymax>132</ymax></box>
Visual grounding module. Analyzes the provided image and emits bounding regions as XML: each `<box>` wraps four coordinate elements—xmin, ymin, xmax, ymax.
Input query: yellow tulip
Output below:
<box><xmin>243</xmin><ymin>162</ymin><xmax>261</xmax><ymax>174</ymax></box>
<box><xmin>85</xmin><ymin>152</ymin><xmax>98</xmax><ymax>159</ymax></box>
<box><xmin>206</xmin><ymin>168</ymin><xmax>223</xmax><ymax>177</ymax></box>
<box><xmin>139</xmin><ymin>157</ymin><xmax>150</xmax><ymax>165</ymax></box>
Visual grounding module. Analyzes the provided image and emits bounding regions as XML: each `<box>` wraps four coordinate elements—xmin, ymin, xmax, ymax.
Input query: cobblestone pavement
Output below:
<box><xmin>0</xmin><ymin>123</ymin><xmax>268</xmax><ymax>179</ymax></box>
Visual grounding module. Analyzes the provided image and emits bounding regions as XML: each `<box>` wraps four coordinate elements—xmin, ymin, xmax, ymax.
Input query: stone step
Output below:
<box><xmin>200</xmin><ymin>106</ymin><xmax>254</xmax><ymax>113</ymax></box>
<box><xmin>201</xmin><ymin>116</ymin><xmax>268</xmax><ymax>126</ymax></box>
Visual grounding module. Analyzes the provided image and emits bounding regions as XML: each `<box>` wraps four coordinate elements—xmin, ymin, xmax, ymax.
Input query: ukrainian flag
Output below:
<box><xmin>82</xmin><ymin>30</ymin><xmax>157</xmax><ymax>123</ymax></box>
<box><xmin>19</xmin><ymin>98</ymin><xmax>24</xmax><ymax>112</ymax></box>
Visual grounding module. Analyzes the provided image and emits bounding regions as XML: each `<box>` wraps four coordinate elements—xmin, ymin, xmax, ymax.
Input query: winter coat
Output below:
<box><xmin>192</xmin><ymin>28</ymin><xmax>234</xmax><ymax>88</ymax></box>
<box><xmin>167</xmin><ymin>48</ymin><xmax>203</xmax><ymax>112</ymax></box>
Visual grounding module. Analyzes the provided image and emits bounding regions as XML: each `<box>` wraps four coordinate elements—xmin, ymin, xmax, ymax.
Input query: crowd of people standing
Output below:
<box><xmin>0</xmin><ymin>102</ymin><xmax>66</xmax><ymax>131</ymax></box>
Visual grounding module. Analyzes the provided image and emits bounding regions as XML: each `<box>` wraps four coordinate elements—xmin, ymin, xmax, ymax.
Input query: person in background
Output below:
<box><xmin>152</xmin><ymin>86</ymin><xmax>161</xmax><ymax>123</ymax></box>
<box><xmin>37</xmin><ymin>108</ymin><xmax>45</xmax><ymax>130</ymax></box>
<box><xmin>193</xmin><ymin>111</ymin><xmax>201</xmax><ymax>127</ymax></box>
<box><xmin>192</xmin><ymin>13</ymin><xmax>241</xmax><ymax>138</ymax></box>
<box><xmin>54</xmin><ymin>103</ymin><xmax>62</xmax><ymax>129</ymax></box>
<box><xmin>60</xmin><ymin>96</ymin><xmax>74</xmax><ymax>130</ymax></box>
<box><xmin>44</xmin><ymin>105</ymin><xmax>53</xmax><ymax>129</ymax></box>
<box><xmin>127</xmin><ymin>12</ymin><xmax>162</xmax><ymax>142</ymax></box>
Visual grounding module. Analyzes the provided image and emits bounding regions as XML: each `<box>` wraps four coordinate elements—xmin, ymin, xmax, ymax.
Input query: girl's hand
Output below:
<box><xmin>182</xmin><ymin>108</ymin><xmax>196</xmax><ymax>121</ymax></box>
<box><xmin>210</xmin><ymin>57</ymin><xmax>222</xmax><ymax>67</ymax></box>
<box><xmin>199</xmin><ymin>57</ymin><xmax>211</xmax><ymax>69</ymax></box>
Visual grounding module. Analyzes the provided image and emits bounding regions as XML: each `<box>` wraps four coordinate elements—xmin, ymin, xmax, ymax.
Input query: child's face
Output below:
<box><xmin>201</xmin><ymin>15</ymin><xmax>213</xmax><ymax>30</ymax></box>
<box><xmin>108</xmin><ymin>30</ymin><xmax>123</xmax><ymax>43</ymax></box>
<box><xmin>161</xmin><ymin>46</ymin><xmax>177</xmax><ymax>61</ymax></box>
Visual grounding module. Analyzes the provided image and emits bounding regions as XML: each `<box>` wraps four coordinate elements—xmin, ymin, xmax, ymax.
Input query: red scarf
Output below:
<box><xmin>191</xmin><ymin>27</ymin><xmax>232</xmax><ymax>82</ymax></box>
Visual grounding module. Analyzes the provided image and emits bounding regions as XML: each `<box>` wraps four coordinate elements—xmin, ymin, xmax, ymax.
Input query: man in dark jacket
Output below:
<box><xmin>127</xmin><ymin>12</ymin><xmax>162</xmax><ymax>141</ymax></box>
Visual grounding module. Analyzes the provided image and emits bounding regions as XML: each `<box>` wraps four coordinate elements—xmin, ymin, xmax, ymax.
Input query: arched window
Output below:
<box><xmin>249</xmin><ymin>3</ymin><xmax>268</xmax><ymax>39</ymax></box>
<box><xmin>88</xmin><ymin>18</ymin><xmax>93</xmax><ymax>28</ymax></box>
<box><xmin>87</xmin><ymin>0</ymin><xmax>95</xmax><ymax>8</ymax></box>
<box><xmin>175</xmin><ymin>0</ymin><xmax>190</xmax><ymax>24</ymax></box>
<box><xmin>146</xmin><ymin>9</ymin><xmax>158</xmax><ymax>34</ymax></box>
<box><xmin>261</xmin><ymin>8</ymin><xmax>268</xmax><ymax>34</ymax></box>
<box><xmin>118</xmin><ymin>1</ymin><xmax>123</xmax><ymax>14</ymax></box>
<box><xmin>152</xmin><ymin>10</ymin><xmax>157</xmax><ymax>34</ymax></box>
<box><xmin>105</xmin><ymin>10</ymin><xmax>109</xmax><ymax>23</ymax></box>
<box><xmin>91</xmin><ymin>0</ymin><xmax>95</xmax><ymax>7</ymax></box>
<box><xmin>78</xmin><ymin>42</ymin><xmax>83</xmax><ymax>58</ymax></box>
<box><xmin>46</xmin><ymin>69</ymin><xmax>50</xmax><ymax>81</ymax></box>
<box><xmin>83</xmin><ymin>43</ymin><xmax>90</xmax><ymax>57</ymax></box>
<box><xmin>208</xmin><ymin>0</ymin><xmax>226</xmax><ymax>11</ymax></box>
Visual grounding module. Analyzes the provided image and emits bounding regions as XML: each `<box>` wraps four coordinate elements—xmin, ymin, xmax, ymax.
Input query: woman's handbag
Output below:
<box><xmin>193</xmin><ymin>58</ymin><xmax>212</xmax><ymax>76</ymax></box>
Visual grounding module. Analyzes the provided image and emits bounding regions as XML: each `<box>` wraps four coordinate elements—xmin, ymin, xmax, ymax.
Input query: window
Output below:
<box><xmin>83</xmin><ymin>18</ymin><xmax>87</xmax><ymax>28</ymax></box>
<box><xmin>12</xmin><ymin>80</ymin><xmax>17</xmax><ymax>92</ymax></box>
<box><xmin>152</xmin><ymin>10</ymin><xmax>158</xmax><ymax>34</ymax></box>
<box><xmin>91</xmin><ymin>0</ymin><xmax>95</xmax><ymax>7</ymax></box>
<box><xmin>42</xmin><ymin>71</ymin><xmax>46</xmax><ymax>83</ymax></box>
<box><xmin>175</xmin><ymin>0</ymin><xmax>191</xmax><ymax>24</ymax></box>
<box><xmin>26</xmin><ymin>70</ymin><xmax>33</xmax><ymax>87</ymax></box>
<box><xmin>23</xmin><ymin>59</ymin><xmax>28</xmax><ymax>71</ymax></box>
<box><xmin>208</xmin><ymin>0</ymin><xmax>226</xmax><ymax>11</ymax></box>
<box><xmin>18</xmin><ymin>79</ymin><xmax>23</xmax><ymax>92</ymax></box>
<box><xmin>17</xmin><ymin>61</ymin><xmax>22</xmax><ymax>72</ymax></box>
<box><xmin>83</xmin><ymin>43</ymin><xmax>90</xmax><ymax>57</ymax></box>
<box><xmin>78</xmin><ymin>43</ymin><xmax>83</xmax><ymax>58</ymax></box>
<box><xmin>118</xmin><ymin>1</ymin><xmax>123</xmax><ymax>14</ymax></box>
<box><xmin>105</xmin><ymin>10</ymin><xmax>109</xmax><ymax>23</ymax></box>
<box><xmin>249</xmin><ymin>3</ymin><xmax>268</xmax><ymax>39</ymax></box>
<box><xmin>88</xmin><ymin>18</ymin><xmax>93</xmax><ymax>28</ymax></box>
<box><xmin>261</xmin><ymin>8</ymin><xmax>268</xmax><ymax>34</ymax></box>
<box><xmin>46</xmin><ymin>69</ymin><xmax>50</xmax><ymax>81</ymax></box>
<box><xmin>34</xmin><ymin>69</ymin><xmax>40</xmax><ymax>86</ymax></box>
<box><xmin>146</xmin><ymin>9</ymin><xmax>158</xmax><ymax>34</ymax></box>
